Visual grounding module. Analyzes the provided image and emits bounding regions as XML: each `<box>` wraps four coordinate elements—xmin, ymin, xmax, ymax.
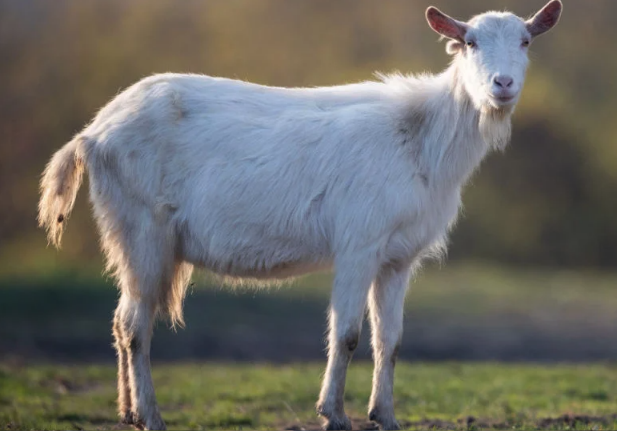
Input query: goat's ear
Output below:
<box><xmin>446</xmin><ymin>40</ymin><xmax>464</xmax><ymax>55</ymax></box>
<box><xmin>526</xmin><ymin>0</ymin><xmax>562</xmax><ymax>38</ymax></box>
<box><xmin>426</xmin><ymin>7</ymin><xmax>468</xmax><ymax>43</ymax></box>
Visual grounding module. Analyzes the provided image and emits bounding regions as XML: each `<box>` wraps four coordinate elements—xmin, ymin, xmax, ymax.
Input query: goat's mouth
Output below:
<box><xmin>489</xmin><ymin>93</ymin><xmax>517</xmax><ymax>107</ymax></box>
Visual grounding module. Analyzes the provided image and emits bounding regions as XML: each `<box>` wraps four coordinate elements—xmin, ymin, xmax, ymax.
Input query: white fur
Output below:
<box><xmin>38</xmin><ymin>3</ymin><xmax>560</xmax><ymax>430</ymax></box>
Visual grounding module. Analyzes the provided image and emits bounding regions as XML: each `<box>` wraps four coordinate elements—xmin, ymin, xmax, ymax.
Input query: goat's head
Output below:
<box><xmin>426</xmin><ymin>1</ymin><xmax>562</xmax><ymax>111</ymax></box>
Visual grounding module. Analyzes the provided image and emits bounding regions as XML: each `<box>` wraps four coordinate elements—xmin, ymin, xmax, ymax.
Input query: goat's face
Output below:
<box><xmin>426</xmin><ymin>0</ymin><xmax>562</xmax><ymax>111</ymax></box>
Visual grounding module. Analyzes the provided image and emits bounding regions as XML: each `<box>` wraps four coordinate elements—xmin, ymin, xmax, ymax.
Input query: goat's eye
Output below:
<box><xmin>522</xmin><ymin>40</ymin><xmax>530</xmax><ymax>47</ymax></box>
<box><xmin>466</xmin><ymin>41</ymin><xmax>476</xmax><ymax>49</ymax></box>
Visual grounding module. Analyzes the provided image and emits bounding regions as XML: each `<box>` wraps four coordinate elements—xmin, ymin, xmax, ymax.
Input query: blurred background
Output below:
<box><xmin>1</xmin><ymin>0</ymin><xmax>616</xmax><ymax>364</ymax></box>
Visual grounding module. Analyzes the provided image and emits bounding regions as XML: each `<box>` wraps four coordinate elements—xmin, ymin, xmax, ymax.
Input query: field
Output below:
<box><xmin>2</xmin><ymin>263</ymin><xmax>617</xmax><ymax>430</ymax></box>
<box><xmin>3</xmin><ymin>362</ymin><xmax>617</xmax><ymax>430</ymax></box>
<box><xmin>2</xmin><ymin>1</ymin><xmax>616</xmax><ymax>429</ymax></box>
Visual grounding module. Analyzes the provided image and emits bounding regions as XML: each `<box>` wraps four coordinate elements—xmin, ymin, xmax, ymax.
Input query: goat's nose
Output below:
<box><xmin>493</xmin><ymin>75</ymin><xmax>514</xmax><ymax>88</ymax></box>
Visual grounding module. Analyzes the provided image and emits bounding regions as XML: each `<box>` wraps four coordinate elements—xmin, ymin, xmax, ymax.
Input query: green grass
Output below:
<box><xmin>2</xmin><ymin>362</ymin><xmax>617</xmax><ymax>430</ymax></box>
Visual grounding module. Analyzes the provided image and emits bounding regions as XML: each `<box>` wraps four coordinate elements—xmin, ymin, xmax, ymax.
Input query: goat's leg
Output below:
<box><xmin>118</xmin><ymin>293</ymin><xmax>165</xmax><ymax>430</ymax></box>
<box><xmin>317</xmin><ymin>255</ymin><xmax>378</xmax><ymax>430</ymax></box>
<box><xmin>113</xmin><ymin>304</ymin><xmax>135</xmax><ymax>425</ymax></box>
<box><xmin>367</xmin><ymin>264</ymin><xmax>412</xmax><ymax>430</ymax></box>
<box><xmin>102</xmin><ymin>205</ymin><xmax>180</xmax><ymax>430</ymax></box>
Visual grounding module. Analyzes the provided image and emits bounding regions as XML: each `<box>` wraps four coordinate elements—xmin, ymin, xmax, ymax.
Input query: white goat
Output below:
<box><xmin>38</xmin><ymin>2</ymin><xmax>562</xmax><ymax>430</ymax></box>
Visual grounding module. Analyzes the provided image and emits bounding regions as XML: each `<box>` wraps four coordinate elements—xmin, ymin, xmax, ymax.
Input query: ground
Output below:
<box><xmin>2</xmin><ymin>362</ymin><xmax>617</xmax><ymax>430</ymax></box>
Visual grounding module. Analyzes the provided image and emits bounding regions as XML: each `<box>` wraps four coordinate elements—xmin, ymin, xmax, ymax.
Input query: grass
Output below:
<box><xmin>2</xmin><ymin>362</ymin><xmax>617</xmax><ymax>430</ymax></box>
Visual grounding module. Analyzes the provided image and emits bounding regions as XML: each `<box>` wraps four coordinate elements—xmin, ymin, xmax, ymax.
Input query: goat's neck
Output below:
<box><xmin>409</xmin><ymin>63</ymin><xmax>513</xmax><ymax>188</ymax></box>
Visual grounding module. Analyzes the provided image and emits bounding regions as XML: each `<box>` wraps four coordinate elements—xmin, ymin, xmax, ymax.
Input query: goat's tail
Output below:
<box><xmin>38</xmin><ymin>136</ymin><xmax>86</xmax><ymax>248</ymax></box>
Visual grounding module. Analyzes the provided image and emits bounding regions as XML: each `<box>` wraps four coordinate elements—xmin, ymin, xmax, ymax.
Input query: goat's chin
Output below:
<box><xmin>486</xmin><ymin>96</ymin><xmax>517</xmax><ymax>114</ymax></box>
<box><xmin>464</xmin><ymin>91</ymin><xmax>515</xmax><ymax>116</ymax></box>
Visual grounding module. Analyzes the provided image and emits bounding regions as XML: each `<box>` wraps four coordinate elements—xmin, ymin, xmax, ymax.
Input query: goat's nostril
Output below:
<box><xmin>494</xmin><ymin>75</ymin><xmax>514</xmax><ymax>89</ymax></box>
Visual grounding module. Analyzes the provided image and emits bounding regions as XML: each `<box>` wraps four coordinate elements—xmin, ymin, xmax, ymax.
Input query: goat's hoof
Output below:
<box><xmin>368</xmin><ymin>408</ymin><xmax>400</xmax><ymax>430</ymax></box>
<box><xmin>133</xmin><ymin>416</ymin><xmax>146</xmax><ymax>431</ymax></box>
<box><xmin>143</xmin><ymin>416</ymin><xmax>166</xmax><ymax>431</ymax></box>
<box><xmin>316</xmin><ymin>402</ymin><xmax>352</xmax><ymax>430</ymax></box>
<box><xmin>124</xmin><ymin>410</ymin><xmax>165</xmax><ymax>430</ymax></box>
<box><xmin>122</xmin><ymin>413</ymin><xmax>159</xmax><ymax>431</ymax></box>
<box><xmin>120</xmin><ymin>411</ymin><xmax>140</xmax><ymax>427</ymax></box>
<box><xmin>130</xmin><ymin>419</ymin><xmax>145</xmax><ymax>431</ymax></box>
<box><xmin>322</xmin><ymin>416</ymin><xmax>352</xmax><ymax>430</ymax></box>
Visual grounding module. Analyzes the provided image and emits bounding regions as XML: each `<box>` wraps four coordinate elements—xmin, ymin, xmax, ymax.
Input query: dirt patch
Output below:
<box><xmin>538</xmin><ymin>413</ymin><xmax>617</xmax><ymax>428</ymax></box>
<box><xmin>284</xmin><ymin>418</ymin><xmax>379</xmax><ymax>431</ymax></box>
<box><xmin>284</xmin><ymin>418</ymin><xmax>457</xmax><ymax>431</ymax></box>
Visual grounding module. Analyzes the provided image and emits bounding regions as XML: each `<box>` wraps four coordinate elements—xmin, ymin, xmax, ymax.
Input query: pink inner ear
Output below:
<box><xmin>433</xmin><ymin>19</ymin><xmax>457</xmax><ymax>36</ymax></box>
<box><xmin>539</xmin><ymin>2</ymin><xmax>560</xmax><ymax>26</ymax></box>
<box><xmin>528</xmin><ymin>1</ymin><xmax>562</xmax><ymax>36</ymax></box>
<box><xmin>427</xmin><ymin>9</ymin><xmax>464</xmax><ymax>40</ymax></box>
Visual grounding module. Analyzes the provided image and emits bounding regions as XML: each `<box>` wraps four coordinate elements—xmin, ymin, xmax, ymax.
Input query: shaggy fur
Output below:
<box><xmin>38</xmin><ymin>2</ymin><xmax>561</xmax><ymax>430</ymax></box>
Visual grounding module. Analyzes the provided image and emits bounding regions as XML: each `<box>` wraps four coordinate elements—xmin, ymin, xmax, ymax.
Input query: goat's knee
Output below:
<box><xmin>128</xmin><ymin>333</ymin><xmax>142</xmax><ymax>354</ymax></box>
<box><xmin>326</xmin><ymin>329</ymin><xmax>360</xmax><ymax>363</ymax></box>
<box><xmin>340</xmin><ymin>330</ymin><xmax>360</xmax><ymax>356</ymax></box>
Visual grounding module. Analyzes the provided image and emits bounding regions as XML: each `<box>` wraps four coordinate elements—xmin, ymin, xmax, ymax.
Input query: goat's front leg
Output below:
<box><xmin>367</xmin><ymin>264</ymin><xmax>413</xmax><ymax>430</ymax></box>
<box><xmin>317</xmin><ymin>255</ymin><xmax>378</xmax><ymax>430</ymax></box>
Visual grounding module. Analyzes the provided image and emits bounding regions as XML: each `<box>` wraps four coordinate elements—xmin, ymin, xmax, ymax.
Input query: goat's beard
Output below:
<box><xmin>452</xmin><ymin>68</ymin><xmax>513</xmax><ymax>150</ymax></box>
<box><xmin>479</xmin><ymin>106</ymin><xmax>512</xmax><ymax>151</ymax></box>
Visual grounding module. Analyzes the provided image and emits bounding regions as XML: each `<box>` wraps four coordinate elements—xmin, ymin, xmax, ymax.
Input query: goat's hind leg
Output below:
<box><xmin>113</xmin><ymin>305</ymin><xmax>135</xmax><ymax>426</ymax></box>
<box><xmin>117</xmin><ymin>291</ymin><xmax>163</xmax><ymax>430</ymax></box>
<box><xmin>110</xmin><ymin>215</ymin><xmax>181</xmax><ymax>430</ymax></box>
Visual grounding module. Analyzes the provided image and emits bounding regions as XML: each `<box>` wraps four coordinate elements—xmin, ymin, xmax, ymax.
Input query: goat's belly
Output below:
<box><xmin>178</xmin><ymin>228</ymin><xmax>332</xmax><ymax>280</ymax></box>
<box><xmin>221</xmin><ymin>260</ymin><xmax>333</xmax><ymax>280</ymax></box>
<box><xmin>186</xmin><ymin>254</ymin><xmax>333</xmax><ymax>280</ymax></box>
